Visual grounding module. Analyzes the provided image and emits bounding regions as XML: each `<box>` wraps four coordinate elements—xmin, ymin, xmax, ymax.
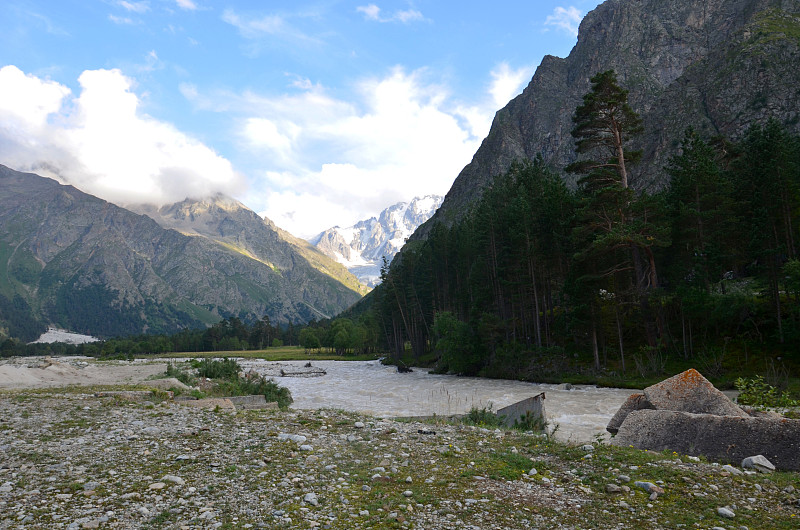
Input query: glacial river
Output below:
<box><xmin>240</xmin><ymin>359</ymin><xmax>636</xmax><ymax>443</ymax></box>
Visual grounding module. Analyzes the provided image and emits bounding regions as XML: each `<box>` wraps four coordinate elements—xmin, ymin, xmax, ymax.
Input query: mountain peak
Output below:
<box><xmin>312</xmin><ymin>195</ymin><xmax>443</xmax><ymax>287</ymax></box>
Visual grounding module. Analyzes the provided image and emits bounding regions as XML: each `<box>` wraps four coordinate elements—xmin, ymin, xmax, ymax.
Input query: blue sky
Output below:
<box><xmin>0</xmin><ymin>0</ymin><xmax>603</xmax><ymax>237</ymax></box>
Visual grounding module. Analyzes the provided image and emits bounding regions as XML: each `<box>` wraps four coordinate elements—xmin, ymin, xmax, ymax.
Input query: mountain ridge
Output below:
<box><xmin>411</xmin><ymin>0</ymin><xmax>800</xmax><ymax>240</ymax></box>
<box><xmin>0</xmin><ymin>165</ymin><xmax>363</xmax><ymax>339</ymax></box>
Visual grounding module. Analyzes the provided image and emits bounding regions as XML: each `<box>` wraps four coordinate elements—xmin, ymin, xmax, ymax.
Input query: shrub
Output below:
<box><xmin>735</xmin><ymin>375</ymin><xmax>798</xmax><ymax>409</ymax></box>
<box><xmin>197</xmin><ymin>358</ymin><xmax>241</xmax><ymax>380</ymax></box>
<box><xmin>164</xmin><ymin>362</ymin><xmax>197</xmax><ymax>387</ymax></box>
<box><xmin>463</xmin><ymin>405</ymin><xmax>504</xmax><ymax>428</ymax></box>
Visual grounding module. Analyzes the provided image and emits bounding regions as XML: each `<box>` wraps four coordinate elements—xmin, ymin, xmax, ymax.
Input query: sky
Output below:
<box><xmin>0</xmin><ymin>0</ymin><xmax>603</xmax><ymax>238</ymax></box>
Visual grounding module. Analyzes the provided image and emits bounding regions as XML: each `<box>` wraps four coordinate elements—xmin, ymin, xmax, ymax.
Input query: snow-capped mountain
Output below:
<box><xmin>310</xmin><ymin>195</ymin><xmax>443</xmax><ymax>287</ymax></box>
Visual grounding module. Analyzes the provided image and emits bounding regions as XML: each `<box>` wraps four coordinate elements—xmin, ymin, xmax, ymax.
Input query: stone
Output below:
<box><xmin>612</xmin><ymin>410</ymin><xmax>800</xmax><ymax>471</ymax></box>
<box><xmin>634</xmin><ymin>481</ymin><xmax>664</xmax><ymax>495</ymax></box>
<box><xmin>606</xmin><ymin>393</ymin><xmax>655</xmax><ymax>434</ymax></box>
<box><xmin>403</xmin><ymin>490</ymin><xmax>413</xmax><ymax>497</ymax></box>
<box><xmin>741</xmin><ymin>455</ymin><xmax>775</xmax><ymax>473</ymax></box>
<box><xmin>148</xmin><ymin>482</ymin><xmax>166</xmax><ymax>490</ymax></box>
<box><xmin>605</xmin><ymin>484</ymin><xmax>622</xmax><ymax>494</ymax></box>
<box><xmin>278</xmin><ymin>433</ymin><xmax>307</xmax><ymax>444</ymax></box>
<box><xmin>722</xmin><ymin>464</ymin><xmax>743</xmax><ymax>475</ymax></box>
<box><xmin>354</xmin><ymin>422</ymin><xmax>365</xmax><ymax>429</ymax></box>
<box><xmin>717</xmin><ymin>506</ymin><xmax>735</xmax><ymax>518</ymax></box>
<box><xmin>304</xmin><ymin>493</ymin><xmax>319</xmax><ymax>506</ymax></box>
<box><xmin>161</xmin><ymin>474</ymin><xmax>185</xmax><ymax>485</ymax></box>
<box><xmin>643</xmin><ymin>369</ymin><xmax>748</xmax><ymax>417</ymax></box>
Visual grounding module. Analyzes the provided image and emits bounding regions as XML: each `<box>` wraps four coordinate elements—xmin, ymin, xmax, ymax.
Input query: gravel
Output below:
<box><xmin>0</xmin><ymin>389</ymin><xmax>798</xmax><ymax>529</ymax></box>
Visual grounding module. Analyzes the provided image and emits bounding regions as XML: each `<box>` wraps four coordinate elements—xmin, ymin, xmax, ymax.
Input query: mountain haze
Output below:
<box><xmin>311</xmin><ymin>195</ymin><xmax>443</xmax><ymax>287</ymax></box>
<box><xmin>0</xmin><ymin>166</ymin><xmax>363</xmax><ymax>340</ymax></box>
<box><xmin>414</xmin><ymin>0</ymin><xmax>800</xmax><ymax>239</ymax></box>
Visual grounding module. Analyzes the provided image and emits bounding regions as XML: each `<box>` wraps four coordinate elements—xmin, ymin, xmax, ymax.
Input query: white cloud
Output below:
<box><xmin>545</xmin><ymin>6</ymin><xmax>583</xmax><ymax>36</ymax></box>
<box><xmin>0</xmin><ymin>65</ymin><xmax>244</xmax><ymax>207</ymax></box>
<box><xmin>357</xmin><ymin>4</ymin><xmax>426</xmax><ymax>24</ymax></box>
<box><xmin>108</xmin><ymin>14</ymin><xmax>136</xmax><ymax>25</ymax></box>
<box><xmin>489</xmin><ymin>62</ymin><xmax>532</xmax><ymax>107</ymax></box>
<box><xmin>117</xmin><ymin>1</ymin><xmax>149</xmax><ymax>14</ymax></box>
<box><xmin>356</xmin><ymin>4</ymin><xmax>381</xmax><ymax>21</ymax></box>
<box><xmin>453</xmin><ymin>62</ymin><xmax>533</xmax><ymax>139</ymax></box>
<box><xmin>214</xmin><ymin>66</ymin><xmax>519</xmax><ymax>237</ymax></box>
<box><xmin>221</xmin><ymin>9</ymin><xmax>319</xmax><ymax>48</ymax></box>
<box><xmin>175</xmin><ymin>0</ymin><xmax>197</xmax><ymax>10</ymax></box>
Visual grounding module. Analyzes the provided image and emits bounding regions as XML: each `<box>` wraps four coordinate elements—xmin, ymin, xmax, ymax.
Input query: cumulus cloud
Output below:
<box><xmin>453</xmin><ymin>62</ymin><xmax>533</xmax><ymax>140</ymax></box>
<box><xmin>197</xmin><ymin>65</ymin><xmax>527</xmax><ymax>237</ymax></box>
<box><xmin>356</xmin><ymin>4</ymin><xmax>426</xmax><ymax>24</ymax></box>
<box><xmin>545</xmin><ymin>6</ymin><xmax>583</xmax><ymax>36</ymax></box>
<box><xmin>0</xmin><ymin>65</ymin><xmax>243</xmax><ymax>207</ymax></box>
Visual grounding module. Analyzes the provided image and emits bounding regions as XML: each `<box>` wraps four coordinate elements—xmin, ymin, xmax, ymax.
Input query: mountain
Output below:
<box><xmin>413</xmin><ymin>0</ymin><xmax>800</xmax><ymax>240</ymax></box>
<box><xmin>133</xmin><ymin>196</ymin><xmax>368</xmax><ymax>298</ymax></box>
<box><xmin>310</xmin><ymin>195</ymin><xmax>443</xmax><ymax>287</ymax></box>
<box><xmin>0</xmin><ymin>165</ymin><xmax>364</xmax><ymax>340</ymax></box>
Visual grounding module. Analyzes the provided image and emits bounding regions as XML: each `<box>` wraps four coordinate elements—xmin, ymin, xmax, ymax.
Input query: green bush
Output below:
<box><xmin>735</xmin><ymin>375</ymin><xmax>798</xmax><ymax>409</ymax></box>
<box><xmin>165</xmin><ymin>362</ymin><xmax>197</xmax><ymax>387</ymax></box>
<box><xmin>463</xmin><ymin>405</ymin><xmax>503</xmax><ymax>428</ymax></box>
<box><xmin>214</xmin><ymin>374</ymin><xmax>293</xmax><ymax>410</ymax></box>
<box><xmin>197</xmin><ymin>358</ymin><xmax>241</xmax><ymax>380</ymax></box>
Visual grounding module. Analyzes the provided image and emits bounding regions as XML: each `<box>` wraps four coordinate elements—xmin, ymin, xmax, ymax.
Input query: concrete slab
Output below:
<box><xmin>496</xmin><ymin>392</ymin><xmax>546</xmax><ymax>429</ymax></box>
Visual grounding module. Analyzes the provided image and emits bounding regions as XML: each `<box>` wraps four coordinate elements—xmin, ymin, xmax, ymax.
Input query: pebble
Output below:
<box><xmin>717</xmin><ymin>506</ymin><xmax>735</xmax><ymax>518</ymax></box>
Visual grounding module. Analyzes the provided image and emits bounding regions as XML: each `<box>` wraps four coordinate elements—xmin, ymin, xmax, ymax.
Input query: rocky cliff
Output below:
<box><xmin>413</xmin><ymin>0</ymin><xmax>800</xmax><ymax>238</ymax></box>
<box><xmin>0</xmin><ymin>166</ymin><xmax>364</xmax><ymax>338</ymax></box>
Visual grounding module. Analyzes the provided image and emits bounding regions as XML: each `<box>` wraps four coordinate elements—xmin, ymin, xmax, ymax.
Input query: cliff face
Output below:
<box><xmin>414</xmin><ymin>0</ymin><xmax>800</xmax><ymax>238</ymax></box>
<box><xmin>0</xmin><ymin>166</ymin><xmax>363</xmax><ymax>338</ymax></box>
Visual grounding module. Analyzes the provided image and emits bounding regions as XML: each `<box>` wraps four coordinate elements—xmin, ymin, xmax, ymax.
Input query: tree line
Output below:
<box><xmin>0</xmin><ymin>311</ymin><xmax>381</xmax><ymax>358</ymax></box>
<box><xmin>372</xmin><ymin>70</ymin><xmax>800</xmax><ymax>381</ymax></box>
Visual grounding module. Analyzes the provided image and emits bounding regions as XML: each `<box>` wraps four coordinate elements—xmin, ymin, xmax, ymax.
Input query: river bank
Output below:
<box><xmin>1</xmin><ymin>389</ymin><xmax>799</xmax><ymax>529</ymax></box>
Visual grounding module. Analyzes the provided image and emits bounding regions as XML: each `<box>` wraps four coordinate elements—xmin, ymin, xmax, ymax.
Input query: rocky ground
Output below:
<box><xmin>1</xmin><ymin>387</ymin><xmax>799</xmax><ymax>529</ymax></box>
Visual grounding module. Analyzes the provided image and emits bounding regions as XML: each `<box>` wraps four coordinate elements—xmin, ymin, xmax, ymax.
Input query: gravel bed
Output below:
<box><xmin>1</xmin><ymin>390</ymin><xmax>799</xmax><ymax>529</ymax></box>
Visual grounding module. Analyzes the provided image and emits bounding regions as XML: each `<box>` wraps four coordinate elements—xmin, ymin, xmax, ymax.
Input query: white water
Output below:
<box><xmin>240</xmin><ymin>359</ymin><xmax>636</xmax><ymax>443</ymax></box>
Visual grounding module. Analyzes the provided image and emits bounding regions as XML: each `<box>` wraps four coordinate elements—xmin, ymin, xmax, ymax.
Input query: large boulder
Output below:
<box><xmin>611</xmin><ymin>409</ymin><xmax>800</xmax><ymax>471</ymax></box>
<box><xmin>643</xmin><ymin>368</ymin><xmax>748</xmax><ymax>417</ymax></box>
<box><xmin>606</xmin><ymin>393</ymin><xmax>655</xmax><ymax>434</ymax></box>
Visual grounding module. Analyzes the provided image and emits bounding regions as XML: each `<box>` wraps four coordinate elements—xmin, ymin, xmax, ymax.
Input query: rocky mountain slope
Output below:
<box><xmin>0</xmin><ymin>165</ymin><xmax>363</xmax><ymax>339</ymax></box>
<box><xmin>134</xmin><ymin>196</ymin><xmax>368</xmax><ymax>298</ymax></box>
<box><xmin>413</xmin><ymin>0</ymin><xmax>800</xmax><ymax>239</ymax></box>
<box><xmin>311</xmin><ymin>195</ymin><xmax>442</xmax><ymax>287</ymax></box>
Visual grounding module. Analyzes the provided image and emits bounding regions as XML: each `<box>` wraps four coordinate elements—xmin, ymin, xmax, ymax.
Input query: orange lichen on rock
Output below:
<box><xmin>643</xmin><ymin>368</ymin><xmax>749</xmax><ymax>417</ymax></box>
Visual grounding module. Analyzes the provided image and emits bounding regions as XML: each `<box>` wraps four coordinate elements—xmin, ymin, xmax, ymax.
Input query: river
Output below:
<box><xmin>240</xmin><ymin>359</ymin><xmax>636</xmax><ymax>443</ymax></box>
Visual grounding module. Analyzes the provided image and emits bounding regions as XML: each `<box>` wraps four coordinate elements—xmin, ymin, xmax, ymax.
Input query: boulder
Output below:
<box><xmin>643</xmin><ymin>368</ymin><xmax>748</xmax><ymax>417</ymax></box>
<box><xmin>606</xmin><ymin>393</ymin><xmax>655</xmax><ymax>434</ymax></box>
<box><xmin>742</xmin><ymin>455</ymin><xmax>776</xmax><ymax>473</ymax></box>
<box><xmin>611</xmin><ymin>409</ymin><xmax>800</xmax><ymax>471</ymax></box>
